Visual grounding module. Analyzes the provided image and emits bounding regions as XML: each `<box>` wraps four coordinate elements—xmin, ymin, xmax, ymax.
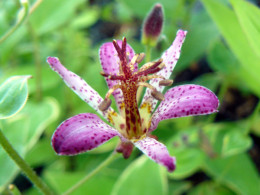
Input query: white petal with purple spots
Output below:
<box><xmin>47</xmin><ymin>57</ymin><xmax>113</xmax><ymax>120</ymax></box>
<box><xmin>142</xmin><ymin>30</ymin><xmax>187</xmax><ymax>111</ymax></box>
<box><xmin>52</xmin><ymin>113</ymin><xmax>120</xmax><ymax>155</ymax></box>
<box><xmin>149</xmin><ymin>84</ymin><xmax>219</xmax><ymax>132</ymax></box>
<box><xmin>134</xmin><ymin>137</ymin><xmax>176</xmax><ymax>172</ymax></box>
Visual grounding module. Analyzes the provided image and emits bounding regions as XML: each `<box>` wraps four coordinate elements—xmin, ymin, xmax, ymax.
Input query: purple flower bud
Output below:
<box><xmin>142</xmin><ymin>3</ymin><xmax>164</xmax><ymax>47</ymax></box>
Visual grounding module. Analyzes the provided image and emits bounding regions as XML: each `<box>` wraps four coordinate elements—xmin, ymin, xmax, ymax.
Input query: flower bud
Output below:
<box><xmin>142</xmin><ymin>3</ymin><xmax>164</xmax><ymax>47</ymax></box>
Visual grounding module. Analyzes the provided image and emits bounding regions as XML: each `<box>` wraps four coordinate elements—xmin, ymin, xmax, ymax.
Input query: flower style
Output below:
<box><xmin>47</xmin><ymin>30</ymin><xmax>219</xmax><ymax>172</ymax></box>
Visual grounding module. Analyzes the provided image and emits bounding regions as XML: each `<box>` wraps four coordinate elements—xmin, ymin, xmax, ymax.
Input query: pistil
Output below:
<box><xmin>99</xmin><ymin>38</ymin><xmax>173</xmax><ymax>140</ymax></box>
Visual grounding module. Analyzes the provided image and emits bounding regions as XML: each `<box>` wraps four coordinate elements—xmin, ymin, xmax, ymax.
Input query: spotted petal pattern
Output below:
<box><xmin>142</xmin><ymin>30</ymin><xmax>187</xmax><ymax>111</ymax></box>
<box><xmin>149</xmin><ymin>85</ymin><xmax>219</xmax><ymax>132</ymax></box>
<box><xmin>134</xmin><ymin>137</ymin><xmax>176</xmax><ymax>172</ymax></box>
<box><xmin>47</xmin><ymin>57</ymin><xmax>113</xmax><ymax>120</ymax></box>
<box><xmin>52</xmin><ymin>113</ymin><xmax>120</xmax><ymax>155</ymax></box>
<box><xmin>99</xmin><ymin>41</ymin><xmax>136</xmax><ymax>113</ymax></box>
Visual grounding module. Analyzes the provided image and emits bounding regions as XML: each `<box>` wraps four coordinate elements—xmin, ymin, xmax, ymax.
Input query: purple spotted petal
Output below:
<box><xmin>134</xmin><ymin>137</ymin><xmax>176</xmax><ymax>172</ymax></box>
<box><xmin>52</xmin><ymin>113</ymin><xmax>120</xmax><ymax>155</ymax></box>
<box><xmin>47</xmin><ymin>57</ymin><xmax>113</xmax><ymax>120</ymax></box>
<box><xmin>142</xmin><ymin>30</ymin><xmax>187</xmax><ymax>111</ymax></box>
<box><xmin>99</xmin><ymin>41</ymin><xmax>136</xmax><ymax>112</ymax></box>
<box><xmin>149</xmin><ymin>84</ymin><xmax>219</xmax><ymax>132</ymax></box>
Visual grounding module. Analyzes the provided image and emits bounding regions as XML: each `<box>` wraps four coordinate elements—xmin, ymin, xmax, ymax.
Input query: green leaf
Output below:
<box><xmin>207</xmin><ymin>41</ymin><xmax>238</xmax><ymax>75</ymax></box>
<box><xmin>111</xmin><ymin>155</ymin><xmax>167</xmax><ymax>195</ymax></box>
<box><xmin>0</xmin><ymin>75</ymin><xmax>31</xmax><ymax>119</ymax></box>
<box><xmin>167</xmin><ymin>127</ymin><xmax>205</xmax><ymax>179</ymax></box>
<box><xmin>0</xmin><ymin>98</ymin><xmax>59</xmax><ymax>188</ymax></box>
<box><xmin>176</xmin><ymin>11</ymin><xmax>220</xmax><ymax>72</ymax></box>
<box><xmin>230</xmin><ymin>0</ymin><xmax>260</xmax><ymax>58</ymax></box>
<box><xmin>221</xmin><ymin>131</ymin><xmax>252</xmax><ymax>157</ymax></box>
<box><xmin>29</xmin><ymin>0</ymin><xmax>85</xmax><ymax>35</ymax></box>
<box><xmin>70</xmin><ymin>8</ymin><xmax>100</xmax><ymax>29</ymax></box>
<box><xmin>201</xmin><ymin>0</ymin><xmax>260</xmax><ymax>96</ymax></box>
<box><xmin>203</xmin><ymin>153</ymin><xmax>260</xmax><ymax>195</ymax></box>
<box><xmin>44</xmin><ymin>170</ymin><xmax>116</xmax><ymax>195</ymax></box>
<box><xmin>204</xmin><ymin>122</ymin><xmax>252</xmax><ymax>157</ymax></box>
<box><xmin>188</xmin><ymin>181</ymin><xmax>235</xmax><ymax>195</ymax></box>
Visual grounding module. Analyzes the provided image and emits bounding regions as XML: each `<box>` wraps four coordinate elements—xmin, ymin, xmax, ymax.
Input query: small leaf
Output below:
<box><xmin>0</xmin><ymin>75</ymin><xmax>31</xmax><ymax>119</ymax></box>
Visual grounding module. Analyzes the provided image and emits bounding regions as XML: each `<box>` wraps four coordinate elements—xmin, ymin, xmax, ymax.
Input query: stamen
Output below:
<box><xmin>151</xmin><ymin>90</ymin><xmax>165</xmax><ymax>101</ymax></box>
<box><xmin>159</xmin><ymin>79</ymin><xmax>173</xmax><ymax>86</ymax></box>
<box><xmin>135</xmin><ymin>58</ymin><xmax>164</xmax><ymax>76</ymax></box>
<box><xmin>136</xmin><ymin>53</ymin><xmax>145</xmax><ymax>63</ymax></box>
<box><xmin>105</xmin><ymin>84</ymin><xmax>122</xmax><ymax>99</ymax></box>
<box><xmin>139</xmin><ymin>75</ymin><xmax>165</xmax><ymax>83</ymax></box>
<box><xmin>100</xmin><ymin>71</ymin><xmax>124</xmax><ymax>80</ymax></box>
<box><xmin>98</xmin><ymin>98</ymin><xmax>112</xmax><ymax>111</ymax></box>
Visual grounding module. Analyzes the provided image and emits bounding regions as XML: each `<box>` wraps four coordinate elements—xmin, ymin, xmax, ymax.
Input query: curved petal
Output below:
<box><xmin>134</xmin><ymin>137</ymin><xmax>176</xmax><ymax>172</ymax></box>
<box><xmin>149</xmin><ymin>85</ymin><xmax>219</xmax><ymax>132</ymax></box>
<box><xmin>47</xmin><ymin>57</ymin><xmax>113</xmax><ymax>120</ymax></box>
<box><xmin>99</xmin><ymin>41</ymin><xmax>137</xmax><ymax>113</ymax></box>
<box><xmin>141</xmin><ymin>30</ymin><xmax>187</xmax><ymax>111</ymax></box>
<box><xmin>52</xmin><ymin>113</ymin><xmax>121</xmax><ymax>155</ymax></box>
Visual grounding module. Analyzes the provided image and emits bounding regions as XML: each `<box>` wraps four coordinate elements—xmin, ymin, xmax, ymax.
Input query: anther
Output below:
<box><xmin>151</xmin><ymin>90</ymin><xmax>165</xmax><ymax>101</ymax></box>
<box><xmin>136</xmin><ymin>53</ymin><xmax>145</xmax><ymax>63</ymax></box>
<box><xmin>159</xmin><ymin>79</ymin><xmax>173</xmax><ymax>86</ymax></box>
<box><xmin>98</xmin><ymin>98</ymin><xmax>112</xmax><ymax>111</ymax></box>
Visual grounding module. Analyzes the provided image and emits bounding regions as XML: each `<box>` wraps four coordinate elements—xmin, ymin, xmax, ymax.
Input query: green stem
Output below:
<box><xmin>145</xmin><ymin>45</ymin><xmax>152</xmax><ymax>63</ymax></box>
<box><xmin>0</xmin><ymin>0</ymin><xmax>30</xmax><ymax>44</ymax></box>
<box><xmin>62</xmin><ymin>152</ymin><xmax>120</xmax><ymax>195</ymax></box>
<box><xmin>0</xmin><ymin>129</ymin><xmax>54</xmax><ymax>195</ymax></box>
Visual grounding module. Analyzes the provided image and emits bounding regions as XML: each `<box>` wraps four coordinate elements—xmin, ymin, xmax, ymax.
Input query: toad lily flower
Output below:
<box><xmin>47</xmin><ymin>30</ymin><xmax>219</xmax><ymax>172</ymax></box>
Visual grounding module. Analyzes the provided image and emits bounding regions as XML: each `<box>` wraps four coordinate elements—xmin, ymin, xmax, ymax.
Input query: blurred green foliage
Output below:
<box><xmin>0</xmin><ymin>0</ymin><xmax>260</xmax><ymax>194</ymax></box>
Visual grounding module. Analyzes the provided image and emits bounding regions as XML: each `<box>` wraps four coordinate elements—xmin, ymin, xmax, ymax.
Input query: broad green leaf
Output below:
<box><xmin>25</xmin><ymin>138</ymin><xmax>56</xmax><ymax>167</ymax></box>
<box><xmin>204</xmin><ymin>122</ymin><xmax>252</xmax><ymax>157</ymax></box>
<box><xmin>203</xmin><ymin>153</ymin><xmax>260</xmax><ymax>195</ymax></box>
<box><xmin>207</xmin><ymin>41</ymin><xmax>238</xmax><ymax>75</ymax></box>
<box><xmin>230</xmin><ymin>0</ymin><xmax>260</xmax><ymax>58</ymax></box>
<box><xmin>221</xmin><ymin>131</ymin><xmax>252</xmax><ymax>157</ymax></box>
<box><xmin>44</xmin><ymin>170</ymin><xmax>116</xmax><ymax>195</ymax></box>
<box><xmin>169</xmin><ymin>181</ymin><xmax>192</xmax><ymax>195</ymax></box>
<box><xmin>29</xmin><ymin>0</ymin><xmax>85</xmax><ymax>35</ymax></box>
<box><xmin>111</xmin><ymin>155</ymin><xmax>167</xmax><ymax>195</ymax></box>
<box><xmin>176</xmin><ymin>11</ymin><xmax>220</xmax><ymax>72</ymax></box>
<box><xmin>0</xmin><ymin>98</ymin><xmax>59</xmax><ymax>188</ymax></box>
<box><xmin>167</xmin><ymin>127</ymin><xmax>205</xmax><ymax>179</ymax></box>
<box><xmin>0</xmin><ymin>75</ymin><xmax>31</xmax><ymax>119</ymax></box>
<box><xmin>70</xmin><ymin>8</ymin><xmax>100</xmax><ymax>29</ymax></box>
<box><xmin>201</xmin><ymin>0</ymin><xmax>260</xmax><ymax>96</ymax></box>
<box><xmin>188</xmin><ymin>181</ymin><xmax>235</xmax><ymax>195</ymax></box>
